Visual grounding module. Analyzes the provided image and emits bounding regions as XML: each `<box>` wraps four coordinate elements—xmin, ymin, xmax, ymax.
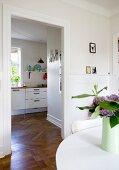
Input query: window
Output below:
<box><xmin>11</xmin><ymin>47</ymin><xmax>21</xmax><ymax>86</ymax></box>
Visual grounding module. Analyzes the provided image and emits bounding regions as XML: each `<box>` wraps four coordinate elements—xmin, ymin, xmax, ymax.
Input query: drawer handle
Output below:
<box><xmin>34</xmin><ymin>100</ymin><xmax>40</xmax><ymax>102</ymax></box>
<box><xmin>34</xmin><ymin>89</ymin><xmax>40</xmax><ymax>90</ymax></box>
<box><xmin>34</xmin><ymin>93</ymin><xmax>40</xmax><ymax>94</ymax></box>
<box><xmin>13</xmin><ymin>89</ymin><xmax>20</xmax><ymax>91</ymax></box>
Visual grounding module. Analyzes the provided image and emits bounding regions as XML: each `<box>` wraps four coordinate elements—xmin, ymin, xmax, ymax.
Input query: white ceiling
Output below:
<box><xmin>61</xmin><ymin>0</ymin><xmax>119</xmax><ymax>17</ymax></box>
<box><xmin>11</xmin><ymin>17</ymin><xmax>48</xmax><ymax>43</ymax></box>
<box><xmin>11</xmin><ymin>0</ymin><xmax>119</xmax><ymax>41</ymax></box>
<box><xmin>84</xmin><ymin>0</ymin><xmax>119</xmax><ymax>10</ymax></box>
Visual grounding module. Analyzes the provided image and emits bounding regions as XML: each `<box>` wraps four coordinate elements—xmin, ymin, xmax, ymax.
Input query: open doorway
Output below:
<box><xmin>3</xmin><ymin>5</ymin><xmax>70</xmax><ymax>158</ymax></box>
<box><xmin>11</xmin><ymin>17</ymin><xmax>62</xmax><ymax>128</ymax></box>
<box><xmin>10</xmin><ymin>16</ymin><xmax>63</xmax><ymax>168</ymax></box>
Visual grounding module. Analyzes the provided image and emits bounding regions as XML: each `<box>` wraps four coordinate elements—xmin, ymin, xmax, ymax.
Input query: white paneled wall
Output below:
<box><xmin>67</xmin><ymin>74</ymin><xmax>109</xmax><ymax>134</ymax></box>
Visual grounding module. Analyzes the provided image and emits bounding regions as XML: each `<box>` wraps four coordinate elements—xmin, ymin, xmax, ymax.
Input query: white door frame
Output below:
<box><xmin>2</xmin><ymin>4</ymin><xmax>70</xmax><ymax>156</ymax></box>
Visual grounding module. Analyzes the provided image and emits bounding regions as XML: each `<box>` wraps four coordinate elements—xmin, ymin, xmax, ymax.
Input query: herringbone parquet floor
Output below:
<box><xmin>0</xmin><ymin>112</ymin><xmax>62</xmax><ymax>170</ymax></box>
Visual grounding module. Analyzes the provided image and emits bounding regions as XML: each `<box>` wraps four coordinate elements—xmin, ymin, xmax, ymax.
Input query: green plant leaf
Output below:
<box><xmin>115</xmin><ymin>112</ymin><xmax>119</xmax><ymax>122</ymax></box>
<box><xmin>99</xmin><ymin>100</ymin><xmax>119</xmax><ymax>111</ymax></box>
<box><xmin>91</xmin><ymin>106</ymin><xmax>101</xmax><ymax>118</ymax></box>
<box><xmin>76</xmin><ymin>106</ymin><xmax>95</xmax><ymax>110</ymax></box>
<box><xmin>110</xmin><ymin>116</ymin><xmax>118</xmax><ymax>128</ymax></box>
<box><xmin>72</xmin><ymin>94</ymin><xmax>95</xmax><ymax>99</ymax></box>
<box><xmin>97</xmin><ymin>86</ymin><xmax>107</xmax><ymax>94</ymax></box>
<box><xmin>93</xmin><ymin>84</ymin><xmax>98</xmax><ymax>94</ymax></box>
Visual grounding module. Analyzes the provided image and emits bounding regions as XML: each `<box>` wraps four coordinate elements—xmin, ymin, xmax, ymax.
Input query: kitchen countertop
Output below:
<box><xmin>11</xmin><ymin>86</ymin><xmax>47</xmax><ymax>89</ymax></box>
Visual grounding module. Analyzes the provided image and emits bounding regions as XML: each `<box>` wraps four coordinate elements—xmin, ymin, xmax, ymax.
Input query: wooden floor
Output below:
<box><xmin>0</xmin><ymin>112</ymin><xmax>62</xmax><ymax>170</ymax></box>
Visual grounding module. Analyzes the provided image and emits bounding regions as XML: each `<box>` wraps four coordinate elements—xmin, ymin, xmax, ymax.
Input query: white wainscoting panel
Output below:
<box><xmin>68</xmin><ymin>74</ymin><xmax>109</xmax><ymax>135</ymax></box>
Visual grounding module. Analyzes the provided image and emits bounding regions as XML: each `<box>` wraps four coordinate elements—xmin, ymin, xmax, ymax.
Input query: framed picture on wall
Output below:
<box><xmin>89</xmin><ymin>43</ymin><xmax>96</xmax><ymax>53</ymax></box>
<box><xmin>86</xmin><ymin>66</ymin><xmax>91</xmax><ymax>74</ymax></box>
<box><xmin>92</xmin><ymin>66</ymin><xmax>97</xmax><ymax>74</ymax></box>
<box><xmin>118</xmin><ymin>39</ymin><xmax>119</xmax><ymax>52</ymax></box>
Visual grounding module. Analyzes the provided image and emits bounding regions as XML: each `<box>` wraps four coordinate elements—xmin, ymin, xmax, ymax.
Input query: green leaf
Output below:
<box><xmin>99</xmin><ymin>100</ymin><xmax>119</xmax><ymax>111</ymax></box>
<box><xmin>93</xmin><ymin>84</ymin><xmax>98</xmax><ymax>94</ymax></box>
<box><xmin>91</xmin><ymin>106</ymin><xmax>101</xmax><ymax>119</ymax></box>
<box><xmin>72</xmin><ymin>94</ymin><xmax>95</xmax><ymax>99</ymax></box>
<box><xmin>76</xmin><ymin>106</ymin><xmax>95</xmax><ymax>110</ymax></box>
<box><xmin>97</xmin><ymin>86</ymin><xmax>107</xmax><ymax>94</ymax></box>
<box><xmin>110</xmin><ymin>116</ymin><xmax>118</xmax><ymax>128</ymax></box>
<box><xmin>115</xmin><ymin>112</ymin><xmax>119</xmax><ymax>122</ymax></box>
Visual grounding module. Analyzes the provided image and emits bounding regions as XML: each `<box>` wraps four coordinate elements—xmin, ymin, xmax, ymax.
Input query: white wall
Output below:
<box><xmin>109</xmin><ymin>14</ymin><xmax>119</xmax><ymax>93</ymax></box>
<box><xmin>111</xmin><ymin>14</ymin><xmax>119</xmax><ymax>33</ymax></box>
<box><xmin>47</xmin><ymin>27</ymin><xmax>61</xmax><ymax>127</ymax></box>
<box><xmin>0</xmin><ymin>0</ymin><xmax>112</xmax><ymax>157</ymax></box>
<box><xmin>2</xmin><ymin>0</ymin><xmax>111</xmax><ymax>74</ymax></box>
<box><xmin>12</xmin><ymin>38</ymin><xmax>47</xmax><ymax>86</ymax></box>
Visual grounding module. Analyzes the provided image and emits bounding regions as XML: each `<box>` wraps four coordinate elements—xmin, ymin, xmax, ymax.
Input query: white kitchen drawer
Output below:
<box><xmin>40</xmin><ymin>92</ymin><xmax>47</xmax><ymax>98</ymax></box>
<box><xmin>26</xmin><ymin>88</ymin><xmax>40</xmax><ymax>92</ymax></box>
<box><xmin>26</xmin><ymin>99</ymin><xmax>47</xmax><ymax>109</ymax></box>
<box><xmin>26</xmin><ymin>91</ymin><xmax>47</xmax><ymax>99</ymax></box>
<box><xmin>26</xmin><ymin>88</ymin><xmax>47</xmax><ymax>92</ymax></box>
<box><xmin>40</xmin><ymin>88</ymin><xmax>47</xmax><ymax>92</ymax></box>
<box><xmin>39</xmin><ymin>99</ymin><xmax>47</xmax><ymax>107</ymax></box>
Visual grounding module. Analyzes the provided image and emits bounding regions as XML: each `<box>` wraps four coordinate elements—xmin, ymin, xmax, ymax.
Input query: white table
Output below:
<box><xmin>56</xmin><ymin>126</ymin><xmax>119</xmax><ymax>170</ymax></box>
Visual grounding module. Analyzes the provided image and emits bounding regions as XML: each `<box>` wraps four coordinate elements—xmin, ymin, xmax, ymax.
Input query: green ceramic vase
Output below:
<box><xmin>101</xmin><ymin>117</ymin><xmax>119</xmax><ymax>154</ymax></box>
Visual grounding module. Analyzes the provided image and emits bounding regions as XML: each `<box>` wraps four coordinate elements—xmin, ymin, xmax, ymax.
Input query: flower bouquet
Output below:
<box><xmin>72</xmin><ymin>85</ymin><xmax>119</xmax><ymax>153</ymax></box>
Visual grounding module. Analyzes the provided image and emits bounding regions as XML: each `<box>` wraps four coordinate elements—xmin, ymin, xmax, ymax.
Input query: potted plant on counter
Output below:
<box><xmin>11</xmin><ymin>75</ymin><xmax>21</xmax><ymax>87</ymax></box>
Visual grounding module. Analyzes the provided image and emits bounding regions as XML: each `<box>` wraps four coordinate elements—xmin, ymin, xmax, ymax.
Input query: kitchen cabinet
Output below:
<box><xmin>11</xmin><ymin>87</ymin><xmax>47</xmax><ymax>114</ymax></box>
<box><xmin>11</xmin><ymin>88</ymin><xmax>26</xmax><ymax>110</ymax></box>
<box><xmin>25</xmin><ymin>88</ymin><xmax>47</xmax><ymax>109</ymax></box>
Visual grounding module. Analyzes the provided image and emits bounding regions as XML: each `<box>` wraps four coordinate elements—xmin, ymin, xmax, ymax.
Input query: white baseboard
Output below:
<box><xmin>47</xmin><ymin>114</ymin><xmax>61</xmax><ymax>128</ymax></box>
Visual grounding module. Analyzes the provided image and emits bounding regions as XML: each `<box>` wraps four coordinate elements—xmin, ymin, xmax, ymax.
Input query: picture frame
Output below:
<box><xmin>89</xmin><ymin>43</ymin><xmax>96</xmax><ymax>53</ymax></box>
<box><xmin>92</xmin><ymin>66</ymin><xmax>97</xmax><ymax>74</ymax></box>
<box><xmin>86</xmin><ymin>66</ymin><xmax>91</xmax><ymax>74</ymax></box>
<box><xmin>117</xmin><ymin>39</ymin><xmax>119</xmax><ymax>52</ymax></box>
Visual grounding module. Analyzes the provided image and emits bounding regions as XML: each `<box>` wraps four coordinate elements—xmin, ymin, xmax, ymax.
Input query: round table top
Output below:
<box><xmin>56</xmin><ymin>126</ymin><xmax>119</xmax><ymax>170</ymax></box>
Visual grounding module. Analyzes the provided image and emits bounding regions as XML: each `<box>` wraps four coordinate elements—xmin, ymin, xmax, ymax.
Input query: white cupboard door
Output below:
<box><xmin>26</xmin><ymin>92</ymin><xmax>41</xmax><ymax>99</ymax></box>
<box><xmin>39</xmin><ymin>92</ymin><xmax>47</xmax><ymax>99</ymax></box>
<box><xmin>26</xmin><ymin>99</ymin><xmax>41</xmax><ymax>109</ymax></box>
<box><xmin>11</xmin><ymin>89</ymin><xmax>25</xmax><ymax>110</ymax></box>
<box><xmin>40</xmin><ymin>99</ymin><xmax>47</xmax><ymax>107</ymax></box>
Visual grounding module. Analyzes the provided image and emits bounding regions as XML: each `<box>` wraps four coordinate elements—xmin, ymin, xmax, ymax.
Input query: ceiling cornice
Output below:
<box><xmin>61</xmin><ymin>0</ymin><xmax>119</xmax><ymax>18</ymax></box>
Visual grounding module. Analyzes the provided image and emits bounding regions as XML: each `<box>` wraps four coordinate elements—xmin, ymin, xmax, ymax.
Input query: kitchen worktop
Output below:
<box><xmin>11</xmin><ymin>85</ymin><xmax>47</xmax><ymax>89</ymax></box>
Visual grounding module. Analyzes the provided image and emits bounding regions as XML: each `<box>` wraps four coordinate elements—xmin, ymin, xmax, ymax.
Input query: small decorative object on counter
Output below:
<box><xmin>72</xmin><ymin>85</ymin><xmax>119</xmax><ymax>154</ymax></box>
<box><xmin>43</xmin><ymin>73</ymin><xmax>47</xmax><ymax>80</ymax></box>
<box><xmin>11</xmin><ymin>75</ymin><xmax>21</xmax><ymax>87</ymax></box>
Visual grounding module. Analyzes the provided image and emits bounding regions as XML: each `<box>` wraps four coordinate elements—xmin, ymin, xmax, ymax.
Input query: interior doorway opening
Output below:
<box><xmin>10</xmin><ymin>17</ymin><xmax>63</xmax><ymax>169</ymax></box>
<box><xmin>3</xmin><ymin>5</ymin><xmax>70</xmax><ymax>157</ymax></box>
<box><xmin>11</xmin><ymin>16</ymin><xmax>62</xmax><ymax>126</ymax></box>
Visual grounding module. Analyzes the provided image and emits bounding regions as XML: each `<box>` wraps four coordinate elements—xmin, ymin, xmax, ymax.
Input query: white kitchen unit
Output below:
<box><xmin>11</xmin><ymin>87</ymin><xmax>47</xmax><ymax>115</ymax></box>
<box><xmin>11</xmin><ymin>88</ymin><xmax>26</xmax><ymax>115</ymax></box>
<box><xmin>25</xmin><ymin>88</ymin><xmax>47</xmax><ymax>109</ymax></box>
